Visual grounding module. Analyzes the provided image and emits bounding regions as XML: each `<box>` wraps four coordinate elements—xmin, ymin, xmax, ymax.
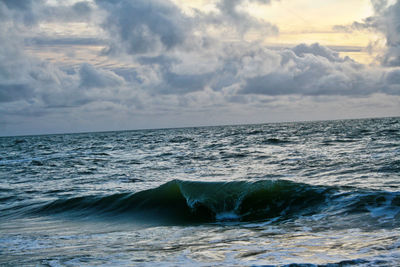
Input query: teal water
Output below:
<box><xmin>1</xmin><ymin>117</ymin><xmax>399</xmax><ymax>266</ymax></box>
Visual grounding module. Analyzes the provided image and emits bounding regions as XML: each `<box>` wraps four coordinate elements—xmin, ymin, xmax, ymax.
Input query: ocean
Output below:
<box><xmin>0</xmin><ymin>117</ymin><xmax>399</xmax><ymax>266</ymax></box>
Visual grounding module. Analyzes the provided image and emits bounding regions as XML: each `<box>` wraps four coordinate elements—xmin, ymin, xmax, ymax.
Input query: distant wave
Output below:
<box><xmin>32</xmin><ymin>180</ymin><xmax>400</xmax><ymax>225</ymax></box>
<box><xmin>259</xmin><ymin>138</ymin><xmax>291</xmax><ymax>145</ymax></box>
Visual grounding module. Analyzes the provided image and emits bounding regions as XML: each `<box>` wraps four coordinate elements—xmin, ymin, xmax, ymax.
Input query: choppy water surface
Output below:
<box><xmin>1</xmin><ymin>117</ymin><xmax>399</xmax><ymax>266</ymax></box>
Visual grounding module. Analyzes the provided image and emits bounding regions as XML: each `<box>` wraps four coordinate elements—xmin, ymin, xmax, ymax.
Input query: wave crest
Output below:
<box><xmin>36</xmin><ymin>180</ymin><xmax>329</xmax><ymax>224</ymax></box>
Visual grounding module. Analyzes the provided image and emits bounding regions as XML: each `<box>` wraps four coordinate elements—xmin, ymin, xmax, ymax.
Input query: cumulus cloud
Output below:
<box><xmin>237</xmin><ymin>44</ymin><xmax>381</xmax><ymax>96</ymax></box>
<box><xmin>335</xmin><ymin>0</ymin><xmax>400</xmax><ymax>67</ymax></box>
<box><xmin>377</xmin><ymin>0</ymin><xmax>400</xmax><ymax>66</ymax></box>
<box><xmin>96</xmin><ymin>0</ymin><xmax>279</xmax><ymax>57</ymax></box>
<box><xmin>95</xmin><ymin>0</ymin><xmax>388</xmax><ymax>99</ymax></box>
<box><xmin>96</xmin><ymin>0</ymin><xmax>191</xmax><ymax>55</ymax></box>
<box><xmin>292</xmin><ymin>43</ymin><xmax>348</xmax><ymax>63</ymax></box>
<box><xmin>212</xmin><ymin>0</ymin><xmax>279</xmax><ymax>35</ymax></box>
<box><xmin>0</xmin><ymin>0</ymin><xmax>125</xmax><ymax>115</ymax></box>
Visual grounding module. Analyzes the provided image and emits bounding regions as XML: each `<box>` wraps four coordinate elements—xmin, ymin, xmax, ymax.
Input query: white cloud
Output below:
<box><xmin>335</xmin><ymin>0</ymin><xmax>400</xmax><ymax>67</ymax></box>
<box><xmin>237</xmin><ymin>44</ymin><xmax>383</xmax><ymax>96</ymax></box>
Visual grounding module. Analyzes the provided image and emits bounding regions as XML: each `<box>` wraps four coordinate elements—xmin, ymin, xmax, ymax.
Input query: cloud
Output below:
<box><xmin>0</xmin><ymin>0</ymin><xmax>92</xmax><ymax>26</ymax></box>
<box><xmin>0</xmin><ymin>0</ymin><xmax>38</xmax><ymax>25</ymax></box>
<box><xmin>384</xmin><ymin>69</ymin><xmax>400</xmax><ymax>94</ymax></box>
<box><xmin>0</xmin><ymin>0</ymin><xmax>399</xmax><ymax>135</ymax></box>
<box><xmin>96</xmin><ymin>0</ymin><xmax>279</xmax><ymax>57</ymax></box>
<box><xmin>213</xmin><ymin>0</ymin><xmax>279</xmax><ymax>35</ymax></box>
<box><xmin>26</xmin><ymin>37</ymin><xmax>104</xmax><ymax>46</ymax></box>
<box><xmin>1</xmin><ymin>0</ymin><xmax>34</xmax><ymax>10</ymax></box>
<box><xmin>0</xmin><ymin>83</ymin><xmax>33</xmax><ymax>103</ymax></box>
<box><xmin>158</xmin><ymin>71</ymin><xmax>212</xmax><ymax>94</ymax></box>
<box><xmin>79</xmin><ymin>63</ymin><xmax>124</xmax><ymax>89</ymax></box>
<box><xmin>96</xmin><ymin>0</ymin><xmax>191</xmax><ymax>55</ymax></box>
<box><xmin>360</xmin><ymin>0</ymin><xmax>400</xmax><ymax>66</ymax></box>
<box><xmin>91</xmin><ymin>0</ymin><xmax>280</xmax><ymax>95</ymax></box>
<box><xmin>0</xmin><ymin>0</ymin><xmax>125</xmax><ymax>114</ymax></box>
<box><xmin>212</xmin><ymin>43</ymin><xmax>381</xmax><ymax>97</ymax></box>
<box><xmin>292</xmin><ymin>43</ymin><xmax>348</xmax><ymax>63</ymax></box>
<box><xmin>335</xmin><ymin>0</ymin><xmax>400</xmax><ymax>67</ymax></box>
<box><xmin>379</xmin><ymin>0</ymin><xmax>400</xmax><ymax>66</ymax></box>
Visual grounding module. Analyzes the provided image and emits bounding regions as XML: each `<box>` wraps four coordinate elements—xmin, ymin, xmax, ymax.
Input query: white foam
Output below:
<box><xmin>366</xmin><ymin>195</ymin><xmax>400</xmax><ymax>221</ymax></box>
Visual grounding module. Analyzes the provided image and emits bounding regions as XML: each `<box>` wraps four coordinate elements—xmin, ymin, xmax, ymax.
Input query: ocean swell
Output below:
<box><xmin>33</xmin><ymin>180</ymin><xmax>327</xmax><ymax>223</ymax></box>
<box><xmin>33</xmin><ymin>179</ymin><xmax>400</xmax><ymax>225</ymax></box>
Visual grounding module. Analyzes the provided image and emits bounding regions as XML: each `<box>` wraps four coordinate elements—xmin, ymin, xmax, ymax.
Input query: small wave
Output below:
<box><xmin>322</xmin><ymin>139</ymin><xmax>357</xmax><ymax>145</ymax></box>
<box><xmin>30</xmin><ymin>160</ymin><xmax>44</xmax><ymax>166</ymax></box>
<box><xmin>377</xmin><ymin>129</ymin><xmax>399</xmax><ymax>136</ymax></box>
<box><xmin>260</xmin><ymin>138</ymin><xmax>290</xmax><ymax>145</ymax></box>
<box><xmin>247</xmin><ymin>129</ymin><xmax>263</xmax><ymax>135</ymax></box>
<box><xmin>219</xmin><ymin>151</ymin><xmax>249</xmax><ymax>159</ymax></box>
<box><xmin>377</xmin><ymin>160</ymin><xmax>400</xmax><ymax>173</ymax></box>
<box><xmin>168</xmin><ymin>136</ymin><xmax>193</xmax><ymax>143</ymax></box>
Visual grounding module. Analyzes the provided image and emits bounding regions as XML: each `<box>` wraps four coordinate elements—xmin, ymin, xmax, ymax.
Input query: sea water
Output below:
<box><xmin>1</xmin><ymin>117</ymin><xmax>399</xmax><ymax>266</ymax></box>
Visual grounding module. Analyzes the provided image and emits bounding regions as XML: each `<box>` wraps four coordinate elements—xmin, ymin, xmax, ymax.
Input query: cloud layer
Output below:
<box><xmin>0</xmin><ymin>0</ymin><xmax>399</xmax><ymax>135</ymax></box>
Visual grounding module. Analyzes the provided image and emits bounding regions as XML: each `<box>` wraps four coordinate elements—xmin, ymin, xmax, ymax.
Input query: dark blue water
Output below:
<box><xmin>1</xmin><ymin>117</ymin><xmax>399</xmax><ymax>266</ymax></box>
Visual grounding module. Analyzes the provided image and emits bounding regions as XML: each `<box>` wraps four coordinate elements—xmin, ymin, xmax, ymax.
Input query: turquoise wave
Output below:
<box><xmin>34</xmin><ymin>179</ymin><xmax>400</xmax><ymax>225</ymax></box>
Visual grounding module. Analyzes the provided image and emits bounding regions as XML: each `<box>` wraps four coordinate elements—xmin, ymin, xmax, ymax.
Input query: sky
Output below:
<box><xmin>0</xmin><ymin>0</ymin><xmax>399</xmax><ymax>136</ymax></box>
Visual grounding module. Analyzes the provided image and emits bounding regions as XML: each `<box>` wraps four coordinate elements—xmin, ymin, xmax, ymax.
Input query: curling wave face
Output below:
<box><xmin>33</xmin><ymin>179</ymin><xmax>400</xmax><ymax>226</ymax></box>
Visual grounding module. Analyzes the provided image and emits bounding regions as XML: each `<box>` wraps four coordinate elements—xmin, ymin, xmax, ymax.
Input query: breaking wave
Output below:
<box><xmin>34</xmin><ymin>179</ymin><xmax>400</xmax><ymax>225</ymax></box>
